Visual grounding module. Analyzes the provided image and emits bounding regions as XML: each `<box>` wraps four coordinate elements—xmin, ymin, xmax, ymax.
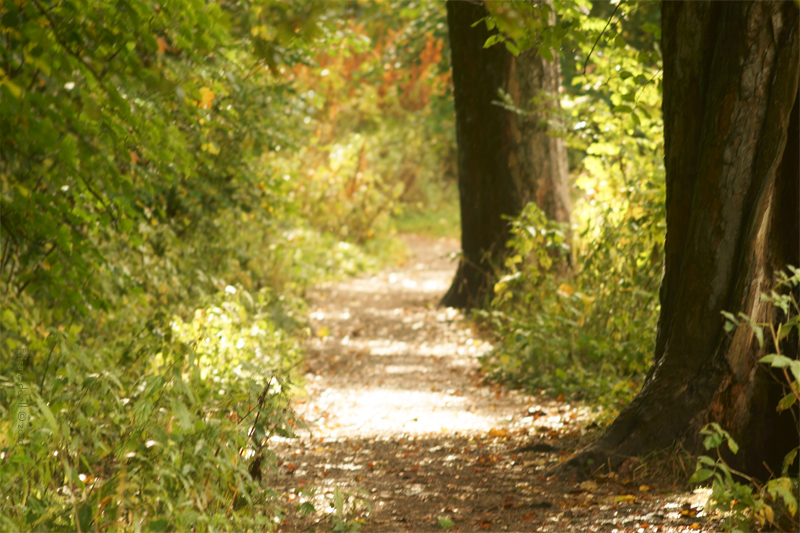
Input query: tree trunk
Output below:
<box><xmin>563</xmin><ymin>1</ymin><xmax>800</xmax><ymax>479</ymax></box>
<box><xmin>441</xmin><ymin>0</ymin><xmax>570</xmax><ymax>309</ymax></box>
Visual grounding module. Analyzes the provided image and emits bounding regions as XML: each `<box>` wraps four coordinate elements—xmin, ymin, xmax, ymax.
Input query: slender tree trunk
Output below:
<box><xmin>441</xmin><ymin>0</ymin><xmax>570</xmax><ymax>309</ymax></box>
<box><xmin>563</xmin><ymin>1</ymin><xmax>800</xmax><ymax>479</ymax></box>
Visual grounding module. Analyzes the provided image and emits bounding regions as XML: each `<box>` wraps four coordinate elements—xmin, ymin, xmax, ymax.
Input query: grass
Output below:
<box><xmin>394</xmin><ymin>185</ymin><xmax>461</xmax><ymax>240</ymax></box>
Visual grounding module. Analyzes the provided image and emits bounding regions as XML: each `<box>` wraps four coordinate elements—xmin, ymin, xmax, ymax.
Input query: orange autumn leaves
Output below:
<box><xmin>291</xmin><ymin>23</ymin><xmax>449</xmax><ymax>126</ymax></box>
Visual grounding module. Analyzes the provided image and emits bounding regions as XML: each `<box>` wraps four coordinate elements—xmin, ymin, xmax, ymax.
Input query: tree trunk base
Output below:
<box><xmin>440</xmin><ymin>258</ymin><xmax>489</xmax><ymax>309</ymax></box>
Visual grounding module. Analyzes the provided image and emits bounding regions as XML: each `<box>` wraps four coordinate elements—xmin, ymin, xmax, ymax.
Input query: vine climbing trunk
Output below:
<box><xmin>564</xmin><ymin>1</ymin><xmax>800</xmax><ymax>478</ymax></box>
<box><xmin>441</xmin><ymin>0</ymin><xmax>570</xmax><ymax>309</ymax></box>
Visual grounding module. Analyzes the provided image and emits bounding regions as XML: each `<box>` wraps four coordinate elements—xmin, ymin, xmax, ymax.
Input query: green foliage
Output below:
<box><xmin>394</xmin><ymin>182</ymin><xmax>460</xmax><ymax>239</ymax></box>
<box><xmin>2</xmin><ymin>0</ymin><xmax>438</xmax><ymax>529</ymax></box>
<box><xmin>690</xmin><ymin>267</ymin><xmax>800</xmax><ymax>532</ymax></box>
<box><xmin>1</xmin><ymin>284</ymin><xmax>305</xmax><ymax>531</ymax></box>
<box><xmin>478</xmin><ymin>1</ymin><xmax>664</xmax><ymax>413</ymax></box>
<box><xmin>437</xmin><ymin>515</ymin><xmax>456</xmax><ymax>529</ymax></box>
<box><xmin>330</xmin><ymin>486</ymin><xmax>369</xmax><ymax>533</ymax></box>
<box><xmin>691</xmin><ymin>424</ymin><xmax>798</xmax><ymax>533</ymax></box>
<box><xmin>274</xmin><ymin>1</ymin><xmax>456</xmax><ymax>245</ymax></box>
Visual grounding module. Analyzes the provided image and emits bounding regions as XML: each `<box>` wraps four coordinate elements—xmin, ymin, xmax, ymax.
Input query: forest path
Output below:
<box><xmin>272</xmin><ymin>235</ymin><xmax>711</xmax><ymax>532</ymax></box>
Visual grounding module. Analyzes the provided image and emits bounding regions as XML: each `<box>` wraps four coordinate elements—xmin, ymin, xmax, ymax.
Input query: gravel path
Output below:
<box><xmin>272</xmin><ymin>235</ymin><xmax>715</xmax><ymax>532</ymax></box>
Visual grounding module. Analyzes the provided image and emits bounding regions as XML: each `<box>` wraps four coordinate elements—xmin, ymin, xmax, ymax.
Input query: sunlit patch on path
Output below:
<box><xmin>272</xmin><ymin>235</ymin><xmax>717</xmax><ymax>532</ymax></box>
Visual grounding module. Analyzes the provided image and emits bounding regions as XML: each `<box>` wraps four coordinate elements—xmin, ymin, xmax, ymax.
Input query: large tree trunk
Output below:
<box><xmin>441</xmin><ymin>0</ymin><xmax>570</xmax><ymax>309</ymax></box>
<box><xmin>563</xmin><ymin>1</ymin><xmax>800</xmax><ymax>479</ymax></box>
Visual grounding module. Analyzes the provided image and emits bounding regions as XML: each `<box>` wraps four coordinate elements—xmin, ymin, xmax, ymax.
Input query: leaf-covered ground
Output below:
<box><xmin>272</xmin><ymin>235</ymin><xmax>718</xmax><ymax>532</ymax></box>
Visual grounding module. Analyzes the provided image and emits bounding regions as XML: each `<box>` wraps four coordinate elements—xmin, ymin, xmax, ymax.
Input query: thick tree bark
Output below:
<box><xmin>562</xmin><ymin>1</ymin><xmax>800</xmax><ymax>479</ymax></box>
<box><xmin>441</xmin><ymin>0</ymin><xmax>570</xmax><ymax>309</ymax></box>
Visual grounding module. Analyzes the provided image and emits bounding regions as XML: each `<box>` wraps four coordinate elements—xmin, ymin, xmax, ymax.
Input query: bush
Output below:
<box><xmin>1</xmin><ymin>284</ymin><xmax>305</xmax><ymax>531</ymax></box>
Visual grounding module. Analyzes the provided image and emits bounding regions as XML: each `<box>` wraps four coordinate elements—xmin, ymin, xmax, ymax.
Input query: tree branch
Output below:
<box><xmin>583</xmin><ymin>0</ymin><xmax>624</xmax><ymax>75</ymax></box>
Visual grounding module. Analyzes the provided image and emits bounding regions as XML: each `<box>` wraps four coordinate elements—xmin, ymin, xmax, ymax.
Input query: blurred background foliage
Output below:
<box><xmin>0</xmin><ymin>0</ymin><xmax>667</xmax><ymax>529</ymax></box>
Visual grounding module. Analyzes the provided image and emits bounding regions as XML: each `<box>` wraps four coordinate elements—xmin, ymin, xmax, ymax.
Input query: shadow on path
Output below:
<box><xmin>272</xmin><ymin>235</ymin><xmax>714</xmax><ymax>532</ymax></box>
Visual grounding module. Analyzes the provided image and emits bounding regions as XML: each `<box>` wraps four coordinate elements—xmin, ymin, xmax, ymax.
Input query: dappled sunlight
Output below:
<box><xmin>272</xmin><ymin>235</ymin><xmax>719</xmax><ymax>532</ymax></box>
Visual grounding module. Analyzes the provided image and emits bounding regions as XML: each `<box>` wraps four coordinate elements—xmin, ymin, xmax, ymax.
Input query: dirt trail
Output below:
<box><xmin>272</xmin><ymin>235</ymin><xmax>714</xmax><ymax>532</ymax></box>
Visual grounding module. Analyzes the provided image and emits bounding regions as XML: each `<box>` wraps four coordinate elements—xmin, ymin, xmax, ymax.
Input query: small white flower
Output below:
<box><xmin>225</xmin><ymin>285</ymin><xmax>236</xmax><ymax>295</ymax></box>
<box><xmin>64</xmin><ymin>82</ymin><xmax>75</xmax><ymax>90</ymax></box>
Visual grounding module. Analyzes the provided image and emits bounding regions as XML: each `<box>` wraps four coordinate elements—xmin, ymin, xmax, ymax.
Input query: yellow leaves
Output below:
<box><xmin>614</xmin><ymin>494</ymin><xmax>636</xmax><ymax>503</ymax></box>
<box><xmin>557</xmin><ymin>283</ymin><xmax>575</xmax><ymax>296</ymax></box>
<box><xmin>756</xmin><ymin>504</ymin><xmax>775</xmax><ymax>526</ymax></box>
<box><xmin>199</xmin><ymin>87</ymin><xmax>215</xmax><ymax>109</ymax></box>
<box><xmin>488</xmin><ymin>428</ymin><xmax>508</xmax><ymax>438</ymax></box>
<box><xmin>1</xmin><ymin>79</ymin><xmax>22</xmax><ymax>99</ymax></box>
<box><xmin>201</xmin><ymin>142</ymin><xmax>220</xmax><ymax>155</ymax></box>
<box><xmin>250</xmin><ymin>25</ymin><xmax>274</xmax><ymax>40</ymax></box>
<box><xmin>316</xmin><ymin>326</ymin><xmax>330</xmax><ymax>338</ymax></box>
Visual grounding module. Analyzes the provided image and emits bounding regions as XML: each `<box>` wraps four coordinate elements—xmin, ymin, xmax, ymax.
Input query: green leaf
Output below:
<box><xmin>483</xmin><ymin>34</ymin><xmax>502</xmax><ymax>49</ymax></box>
<box><xmin>698</xmin><ymin>456</ymin><xmax>716</xmax><ymax>467</ymax></box>
<box><xmin>778</xmin><ymin>317</ymin><xmax>799</xmax><ymax>340</ymax></box>
<box><xmin>1</xmin><ymin>309</ymin><xmax>18</xmax><ymax>331</ymax></box>
<box><xmin>726</xmin><ymin>436</ymin><xmax>739</xmax><ymax>455</ymax></box>
<box><xmin>437</xmin><ymin>516</ymin><xmax>455</xmax><ymax>528</ymax></box>
<box><xmin>753</xmin><ymin>325</ymin><xmax>764</xmax><ymax>348</ymax></box>
<box><xmin>766</xmin><ymin>477</ymin><xmax>798</xmax><ymax>516</ymax></box>
<box><xmin>782</xmin><ymin>448</ymin><xmax>798</xmax><ymax>476</ymax></box>
<box><xmin>613</xmin><ymin>105</ymin><xmax>633</xmax><ymax>114</ymax></box>
<box><xmin>1</xmin><ymin>79</ymin><xmax>22</xmax><ymax>100</ymax></box>
<box><xmin>642</xmin><ymin>23</ymin><xmax>659</xmax><ymax>34</ymax></box>
<box><xmin>790</xmin><ymin>361</ymin><xmax>800</xmax><ymax>382</ymax></box>
<box><xmin>505</xmin><ymin>41</ymin><xmax>520</xmax><ymax>56</ymax></box>
<box><xmin>471</xmin><ymin>17</ymin><xmax>488</xmax><ymax>28</ymax></box>
<box><xmin>334</xmin><ymin>486</ymin><xmax>344</xmax><ymax>518</ymax></box>
<box><xmin>690</xmin><ymin>468</ymin><xmax>714</xmax><ymax>484</ymax></box>
<box><xmin>35</xmin><ymin>397</ymin><xmax>59</xmax><ymax>435</ymax></box>
<box><xmin>297</xmin><ymin>502</ymin><xmax>315</xmax><ymax>516</ymax></box>
<box><xmin>173</xmin><ymin>399</ymin><xmax>195</xmax><ymax>430</ymax></box>
<box><xmin>776</xmin><ymin>392</ymin><xmax>796</xmax><ymax>412</ymax></box>
<box><xmin>760</xmin><ymin>354</ymin><xmax>778</xmax><ymax>365</ymax></box>
<box><xmin>762</xmin><ymin>354</ymin><xmax>792</xmax><ymax>368</ymax></box>
<box><xmin>148</xmin><ymin>518</ymin><xmax>170</xmax><ymax>532</ymax></box>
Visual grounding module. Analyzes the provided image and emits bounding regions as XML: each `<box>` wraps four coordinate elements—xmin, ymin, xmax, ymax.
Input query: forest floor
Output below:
<box><xmin>272</xmin><ymin>234</ymin><xmax>718</xmax><ymax>532</ymax></box>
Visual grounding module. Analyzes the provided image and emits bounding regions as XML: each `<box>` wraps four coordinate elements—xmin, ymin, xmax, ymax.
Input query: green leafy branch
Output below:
<box><xmin>691</xmin><ymin>266</ymin><xmax>800</xmax><ymax>532</ymax></box>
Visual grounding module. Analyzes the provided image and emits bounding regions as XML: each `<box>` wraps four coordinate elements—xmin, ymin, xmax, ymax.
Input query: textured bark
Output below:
<box><xmin>441</xmin><ymin>0</ymin><xmax>570</xmax><ymax>309</ymax></box>
<box><xmin>562</xmin><ymin>1</ymin><xmax>800</xmax><ymax>478</ymax></box>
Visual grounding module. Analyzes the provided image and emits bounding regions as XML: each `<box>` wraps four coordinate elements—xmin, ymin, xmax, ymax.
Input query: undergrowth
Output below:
<box><xmin>689</xmin><ymin>267</ymin><xmax>800</xmax><ymax>533</ymax></box>
<box><xmin>477</xmin><ymin>2</ymin><xmax>664</xmax><ymax>417</ymax></box>
<box><xmin>0</xmin><ymin>1</ymin><xmax>451</xmax><ymax>529</ymax></box>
